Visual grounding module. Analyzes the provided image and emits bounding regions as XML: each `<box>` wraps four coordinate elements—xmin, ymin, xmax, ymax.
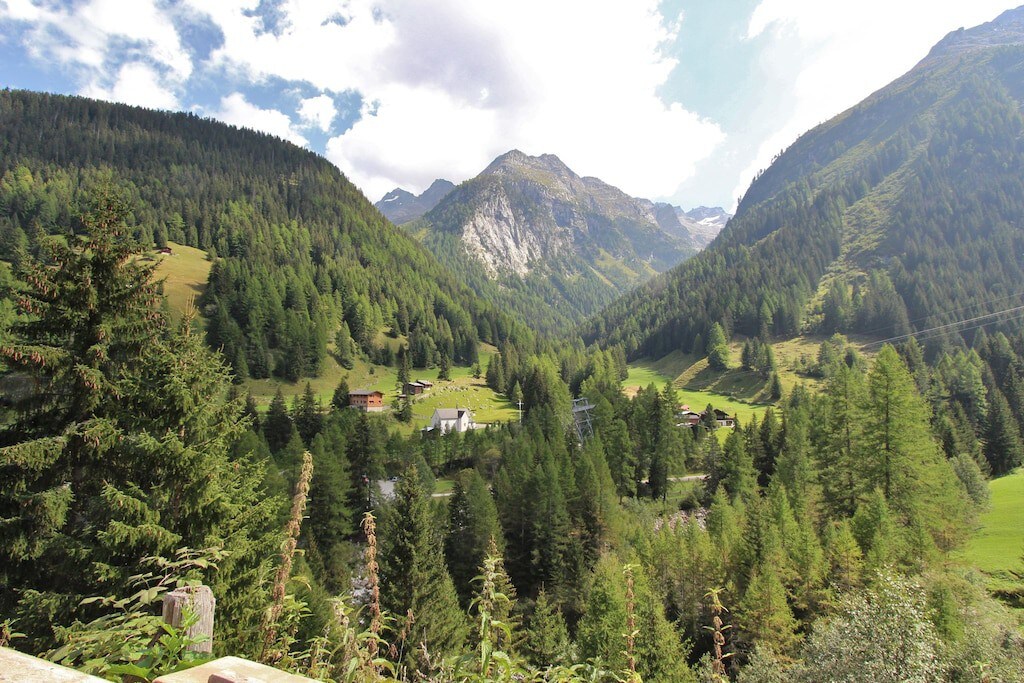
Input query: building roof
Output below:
<box><xmin>433</xmin><ymin>408</ymin><xmax>470</xmax><ymax>420</ymax></box>
<box><xmin>350</xmin><ymin>389</ymin><xmax>384</xmax><ymax>397</ymax></box>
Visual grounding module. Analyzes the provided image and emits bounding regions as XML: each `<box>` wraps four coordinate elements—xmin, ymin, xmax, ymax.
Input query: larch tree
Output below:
<box><xmin>862</xmin><ymin>345</ymin><xmax>971</xmax><ymax>549</ymax></box>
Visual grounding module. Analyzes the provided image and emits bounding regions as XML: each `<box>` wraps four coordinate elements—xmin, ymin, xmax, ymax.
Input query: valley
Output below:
<box><xmin>3</xmin><ymin>6</ymin><xmax>1024</xmax><ymax>683</ymax></box>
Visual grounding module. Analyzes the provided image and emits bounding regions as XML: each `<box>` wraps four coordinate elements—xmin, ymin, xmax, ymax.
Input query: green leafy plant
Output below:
<box><xmin>46</xmin><ymin>548</ymin><xmax>222</xmax><ymax>682</ymax></box>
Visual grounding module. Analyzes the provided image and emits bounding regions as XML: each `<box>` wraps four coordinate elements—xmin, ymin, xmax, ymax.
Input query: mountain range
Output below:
<box><xmin>378</xmin><ymin>151</ymin><xmax>728</xmax><ymax>331</ymax></box>
<box><xmin>376</xmin><ymin>172</ymin><xmax>728</xmax><ymax>251</ymax></box>
<box><xmin>376</xmin><ymin>179</ymin><xmax>456</xmax><ymax>225</ymax></box>
<box><xmin>584</xmin><ymin>5</ymin><xmax>1024</xmax><ymax>359</ymax></box>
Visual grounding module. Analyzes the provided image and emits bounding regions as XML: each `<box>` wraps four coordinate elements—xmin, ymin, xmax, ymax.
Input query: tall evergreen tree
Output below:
<box><xmin>982</xmin><ymin>382</ymin><xmax>1024</xmax><ymax>475</ymax></box>
<box><xmin>293</xmin><ymin>381</ymin><xmax>323</xmax><ymax>446</ymax></box>
<box><xmin>378</xmin><ymin>468</ymin><xmax>468</xmax><ymax>671</ymax></box>
<box><xmin>862</xmin><ymin>346</ymin><xmax>970</xmax><ymax>547</ymax></box>
<box><xmin>707</xmin><ymin>322</ymin><xmax>730</xmax><ymax>371</ymax></box>
<box><xmin>330</xmin><ymin>377</ymin><xmax>350</xmax><ymax>413</ymax></box>
<box><xmin>307</xmin><ymin>426</ymin><xmax>355</xmax><ymax>591</ymax></box>
<box><xmin>445</xmin><ymin>468</ymin><xmax>503</xmax><ymax>607</ymax></box>
<box><xmin>0</xmin><ymin>190</ymin><xmax>279</xmax><ymax>652</ymax></box>
<box><xmin>523</xmin><ymin>587</ymin><xmax>572</xmax><ymax>668</ymax></box>
<box><xmin>263</xmin><ymin>388</ymin><xmax>292</xmax><ymax>453</ymax></box>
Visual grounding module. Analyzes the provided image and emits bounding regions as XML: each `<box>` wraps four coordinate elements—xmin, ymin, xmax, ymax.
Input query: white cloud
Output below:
<box><xmin>213</xmin><ymin>92</ymin><xmax>309</xmax><ymax>147</ymax></box>
<box><xmin>297</xmin><ymin>94</ymin><xmax>337</xmax><ymax>133</ymax></box>
<box><xmin>734</xmin><ymin>0</ymin><xmax>1018</xmax><ymax>202</ymax></box>
<box><xmin>81</xmin><ymin>61</ymin><xmax>180</xmax><ymax>110</ymax></box>
<box><xmin>0</xmin><ymin>0</ymin><xmax>190</xmax><ymax>109</ymax></box>
<box><xmin>189</xmin><ymin>0</ymin><xmax>724</xmax><ymax>201</ymax></box>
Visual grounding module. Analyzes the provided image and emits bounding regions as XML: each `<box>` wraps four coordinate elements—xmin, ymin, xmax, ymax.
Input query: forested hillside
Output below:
<box><xmin>583</xmin><ymin>7</ymin><xmax>1024</xmax><ymax>361</ymax></box>
<box><xmin>0</xmin><ymin>89</ymin><xmax>529</xmax><ymax>382</ymax></box>
<box><xmin>3</xmin><ymin>9</ymin><xmax>1024</xmax><ymax>683</ymax></box>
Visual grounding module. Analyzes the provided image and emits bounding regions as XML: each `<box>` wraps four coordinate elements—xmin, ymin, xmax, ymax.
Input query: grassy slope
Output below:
<box><xmin>150</xmin><ymin>242</ymin><xmax>212</xmax><ymax>320</ymax></box>
<box><xmin>626</xmin><ymin>335</ymin><xmax>879</xmax><ymax>426</ymax></box>
<box><xmin>152</xmin><ymin>245</ymin><xmax>517</xmax><ymax>431</ymax></box>
<box><xmin>961</xmin><ymin>468</ymin><xmax>1024</xmax><ymax>593</ymax></box>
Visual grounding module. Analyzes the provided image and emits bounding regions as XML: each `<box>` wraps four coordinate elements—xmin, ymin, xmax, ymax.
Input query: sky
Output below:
<box><xmin>0</xmin><ymin>1</ymin><xmax>1020</xmax><ymax>210</ymax></box>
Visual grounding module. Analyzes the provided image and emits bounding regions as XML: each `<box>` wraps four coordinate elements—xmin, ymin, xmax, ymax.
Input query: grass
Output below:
<box><xmin>626</xmin><ymin>334</ymin><xmax>881</xmax><ymax>427</ymax></box>
<box><xmin>244</xmin><ymin>343</ymin><xmax>517</xmax><ymax>433</ymax></box>
<box><xmin>626</xmin><ymin>349</ymin><xmax>771</xmax><ymax>425</ymax></box>
<box><xmin>149</xmin><ymin>242</ymin><xmax>211</xmax><ymax>320</ymax></box>
<box><xmin>961</xmin><ymin>468</ymin><xmax>1024</xmax><ymax>593</ymax></box>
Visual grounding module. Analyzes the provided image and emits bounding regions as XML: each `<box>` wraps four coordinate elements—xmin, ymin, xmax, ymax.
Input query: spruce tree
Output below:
<box><xmin>737</xmin><ymin>563</ymin><xmax>800</xmax><ymax>657</ymax></box>
<box><xmin>378</xmin><ymin>469</ymin><xmax>468</xmax><ymax>671</ymax></box>
<box><xmin>722</xmin><ymin>425</ymin><xmax>757</xmax><ymax>504</ymax></box>
<box><xmin>397</xmin><ymin>345</ymin><xmax>411</xmax><ymax>387</ymax></box>
<box><xmin>982</xmin><ymin>383</ymin><xmax>1024</xmax><ymax>475</ymax></box>
<box><xmin>307</xmin><ymin>427</ymin><xmax>355</xmax><ymax>591</ymax></box>
<box><xmin>576</xmin><ymin>556</ymin><xmax>695</xmax><ymax>682</ymax></box>
<box><xmin>445</xmin><ymin>468</ymin><xmax>503</xmax><ymax>606</ymax></box>
<box><xmin>264</xmin><ymin>387</ymin><xmax>292</xmax><ymax>453</ymax></box>
<box><xmin>330</xmin><ymin>377</ymin><xmax>350</xmax><ymax>412</ymax></box>
<box><xmin>0</xmin><ymin>189</ymin><xmax>279</xmax><ymax>651</ymax></box>
<box><xmin>293</xmin><ymin>382</ymin><xmax>323</xmax><ymax>445</ymax></box>
<box><xmin>707</xmin><ymin>322</ymin><xmax>730</xmax><ymax>371</ymax></box>
<box><xmin>524</xmin><ymin>587</ymin><xmax>571</xmax><ymax>668</ymax></box>
<box><xmin>863</xmin><ymin>346</ymin><xmax>970</xmax><ymax>547</ymax></box>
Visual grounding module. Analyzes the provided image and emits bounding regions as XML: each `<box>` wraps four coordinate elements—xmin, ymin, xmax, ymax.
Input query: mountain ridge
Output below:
<box><xmin>408</xmin><ymin>150</ymin><xmax>701</xmax><ymax>330</ymax></box>
<box><xmin>376</xmin><ymin>178</ymin><xmax>455</xmax><ymax>224</ymax></box>
<box><xmin>583</xmin><ymin>7</ymin><xmax>1024</xmax><ymax>359</ymax></box>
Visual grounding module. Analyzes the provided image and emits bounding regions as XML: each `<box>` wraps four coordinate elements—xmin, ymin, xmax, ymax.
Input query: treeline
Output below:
<box><xmin>0</xmin><ymin>89</ymin><xmax>531</xmax><ymax>381</ymax></box>
<box><xmin>582</xmin><ymin>45</ymin><xmax>1024</xmax><ymax>359</ymax></box>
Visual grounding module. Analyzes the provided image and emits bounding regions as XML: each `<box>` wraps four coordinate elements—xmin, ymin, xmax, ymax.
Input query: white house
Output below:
<box><xmin>428</xmin><ymin>407</ymin><xmax>474</xmax><ymax>434</ymax></box>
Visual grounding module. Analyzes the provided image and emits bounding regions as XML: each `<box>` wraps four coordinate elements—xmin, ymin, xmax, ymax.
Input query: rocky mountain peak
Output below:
<box><xmin>375</xmin><ymin>178</ymin><xmax>456</xmax><ymax>224</ymax></box>
<box><xmin>925</xmin><ymin>5</ymin><xmax>1024</xmax><ymax>60</ymax></box>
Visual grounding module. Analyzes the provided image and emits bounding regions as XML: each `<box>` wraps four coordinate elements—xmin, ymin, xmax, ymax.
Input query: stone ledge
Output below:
<box><xmin>153</xmin><ymin>656</ymin><xmax>318</xmax><ymax>683</ymax></box>
<box><xmin>0</xmin><ymin>647</ymin><xmax>109</xmax><ymax>682</ymax></box>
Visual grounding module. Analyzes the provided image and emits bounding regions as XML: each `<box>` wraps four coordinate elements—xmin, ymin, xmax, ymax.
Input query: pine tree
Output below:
<box><xmin>264</xmin><ymin>387</ymin><xmax>293</xmax><ymax>453</ymax></box>
<box><xmin>862</xmin><ymin>346</ymin><xmax>970</xmax><ymax>547</ymax></box>
<box><xmin>307</xmin><ymin>426</ymin><xmax>355</xmax><ymax>591</ymax></box>
<box><xmin>293</xmin><ymin>382</ymin><xmax>323</xmax><ymax>445</ymax></box>
<box><xmin>397</xmin><ymin>345</ymin><xmax>411</xmax><ymax>387</ymax></box>
<box><xmin>722</xmin><ymin>425</ymin><xmax>757</xmax><ymax>504</ymax></box>
<box><xmin>445</xmin><ymin>469</ymin><xmax>503</xmax><ymax>607</ymax></box>
<box><xmin>707</xmin><ymin>322</ymin><xmax>730</xmax><ymax>371</ymax></box>
<box><xmin>823</xmin><ymin>520</ymin><xmax>863</xmax><ymax>592</ymax></box>
<box><xmin>576</xmin><ymin>556</ymin><xmax>695</xmax><ymax>682</ymax></box>
<box><xmin>982</xmin><ymin>382</ymin><xmax>1024</xmax><ymax>475</ymax></box>
<box><xmin>737</xmin><ymin>565</ymin><xmax>800</xmax><ymax>657</ymax></box>
<box><xmin>507</xmin><ymin>380</ymin><xmax>522</xmax><ymax>407</ymax></box>
<box><xmin>335</xmin><ymin>321</ymin><xmax>356</xmax><ymax>369</ymax></box>
<box><xmin>378</xmin><ymin>469</ymin><xmax>468</xmax><ymax>672</ymax></box>
<box><xmin>330</xmin><ymin>377</ymin><xmax>351</xmax><ymax>412</ymax></box>
<box><xmin>819</xmin><ymin>363</ymin><xmax>866</xmax><ymax>518</ymax></box>
<box><xmin>524</xmin><ymin>587</ymin><xmax>571</xmax><ymax>668</ymax></box>
<box><xmin>0</xmin><ymin>189</ymin><xmax>279</xmax><ymax>651</ymax></box>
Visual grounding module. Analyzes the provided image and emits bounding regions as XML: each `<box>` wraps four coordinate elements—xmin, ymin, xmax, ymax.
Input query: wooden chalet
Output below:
<box><xmin>403</xmin><ymin>380</ymin><xmax>434</xmax><ymax>396</ymax></box>
<box><xmin>349</xmin><ymin>389</ymin><xmax>384</xmax><ymax>412</ymax></box>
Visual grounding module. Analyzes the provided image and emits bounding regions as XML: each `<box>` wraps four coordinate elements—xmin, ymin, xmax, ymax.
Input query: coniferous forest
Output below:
<box><xmin>3</xmin><ymin>12</ymin><xmax>1024</xmax><ymax>682</ymax></box>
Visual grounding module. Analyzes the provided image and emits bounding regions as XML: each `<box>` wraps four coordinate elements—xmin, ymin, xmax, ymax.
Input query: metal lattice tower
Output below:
<box><xmin>572</xmin><ymin>397</ymin><xmax>597</xmax><ymax>442</ymax></box>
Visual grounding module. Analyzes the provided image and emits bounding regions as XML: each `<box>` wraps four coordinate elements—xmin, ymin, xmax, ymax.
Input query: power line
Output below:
<box><xmin>838</xmin><ymin>287</ymin><xmax>1024</xmax><ymax>339</ymax></box>
<box><xmin>862</xmin><ymin>303</ymin><xmax>1024</xmax><ymax>349</ymax></box>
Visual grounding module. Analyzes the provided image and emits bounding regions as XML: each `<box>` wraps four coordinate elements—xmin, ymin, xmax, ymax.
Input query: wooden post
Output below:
<box><xmin>162</xmin><ymin>584</ymin><xmax>215</xmax><ymax>654</ymax></box>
